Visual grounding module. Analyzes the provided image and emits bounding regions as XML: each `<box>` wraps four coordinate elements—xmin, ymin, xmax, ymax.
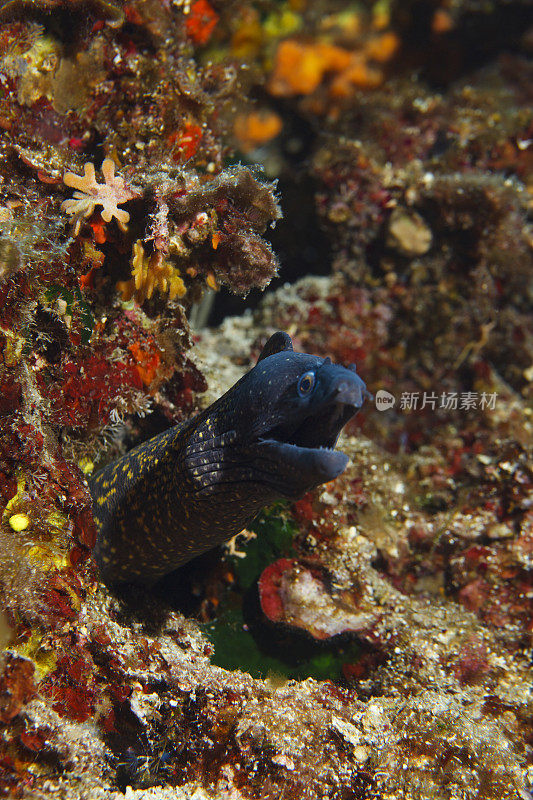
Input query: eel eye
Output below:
<box><xmin>297</xmin><ymin>371</ymin><xmax>315</xmax><ymax>397</ymax></box>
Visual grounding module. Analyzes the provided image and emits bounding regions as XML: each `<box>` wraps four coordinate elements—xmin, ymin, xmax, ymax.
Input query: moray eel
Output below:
<box><xmin>90</xmin><ymin>332</ymin><xmax>369</xmax><ymax>585</ymax></box>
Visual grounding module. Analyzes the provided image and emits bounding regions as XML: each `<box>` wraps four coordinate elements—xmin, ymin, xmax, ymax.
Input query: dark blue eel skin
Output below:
<box><xmin>90</xmin><ymin>332</ymin><xmax>369</xmax><ymax>585</ymax></box>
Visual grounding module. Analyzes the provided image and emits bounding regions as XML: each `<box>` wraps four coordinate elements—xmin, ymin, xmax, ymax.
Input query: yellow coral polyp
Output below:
<box><xmin>9</xmin><ymin>513</ymin><xmax>30</xmax><ymax>532</ymax></box>
<box><xmin>168</xmin><ymin>273</ymin><xmax>187</xmax><ymax>300</ymax></box>
<box><xmin>118</xmin><ymin>240</ymin><xmax>187</xmax><ymax>304</ymax></box>
<box><xmin>365</xmin><ymin>32</ymin><xmax>399</xmax><ymax>64</ymax></box>
<box><xmin>263</xmin><ymin>8</ymin><xmax>302</xmax><ymax>38</ymax></box>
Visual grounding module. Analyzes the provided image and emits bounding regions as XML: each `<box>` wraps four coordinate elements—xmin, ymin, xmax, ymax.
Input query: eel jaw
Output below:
<box><xmin>257</xmin><ymin>383</ymin><xmax>366</xmax><ymax>495</ymax></box>
<box><xmin>257</xmin><ymin>438</ymin><xmax>350</xmax><ymax>494</ymax></box>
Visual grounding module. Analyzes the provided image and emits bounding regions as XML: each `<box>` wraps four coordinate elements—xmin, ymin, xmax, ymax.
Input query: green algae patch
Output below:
<box><xmin>230</xmin><ymin>503</ymin><xmax>297</xmax><ymax>591</ymax></box>
<box><xmin>204</xmin><ymin>602</ymin><xmax>361</xmax><ymax>682</ymax></box>
<box><xmin>204</xmin><ymin>504</ymin><xmax>361</xmax><ymax>682</ymax></box>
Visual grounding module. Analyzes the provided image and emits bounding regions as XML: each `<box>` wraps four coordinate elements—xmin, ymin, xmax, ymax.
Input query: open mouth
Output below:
<box><xmin>255</xmin><ymin>385</ymin><xmax>367</xmax><ymax>493</ymax></box>
<box><xmin>253</xmin><ymin>374</ymin><xmax>369</xmax><ymax>494</ymax></box>
<box><xmin>261</xmin><ymin>398</ymin><xmax>359</xmax><ymax>453</ymax></box>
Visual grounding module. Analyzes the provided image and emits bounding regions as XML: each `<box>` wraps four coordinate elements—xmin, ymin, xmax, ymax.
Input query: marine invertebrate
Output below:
<box><xmin>184</xmin><ymin>0</ymin><xmax>219</xmax><ymax>46</ymax></box>
<box><xmin>233</xmin><ymin>109</ymin><xmax>283</xmax><ymax>154</ymax></box>
<box><xmin>90</xmin><ymin>332</ymin><xmax>369</xmax><ymax>584</ymax></box>
<box><xmin>61</xmin><ymin>159</ymin><xmax>139</xmax><ymax>236</ymax></box>
<box><xmin>117</xmin><ymin>240</ymin><xmax>186</xmax><ymax>304</ymax></box>
<box><xmin>268</xmin><ymin>34</ymin><xmax>399</xmax><ymax>101</ymax></box>
<box><xmin>169</xmin><ymin>121</ymin><xmax>203</xmax><ymax>162</ymax></box>
<box><xmin>268</xmin><ymin>40</ymin><xmax>354</xmax><ymax>97</ymax></box>
<box><xmin>386</xmin><ymin>207</ymin><xmax>432</xmax><ymax>256</ymax></box>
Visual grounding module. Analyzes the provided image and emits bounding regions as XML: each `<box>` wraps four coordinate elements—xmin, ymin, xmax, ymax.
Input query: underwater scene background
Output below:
<box><xmin>0</xmin><ymin>0</ymin><xmax>532</xmax><ymax>797</ymax></box>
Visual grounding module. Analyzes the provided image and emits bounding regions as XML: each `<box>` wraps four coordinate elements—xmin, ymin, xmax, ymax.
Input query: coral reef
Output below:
<box><xmin>1</xmin><ymin>0</ymin><xmax>532</xmax><ymax>798</ymax></box>
<box><xmin>0</xmin><ymin>1</ymin><xmax>281</xmax><ymax>791</ymax></box>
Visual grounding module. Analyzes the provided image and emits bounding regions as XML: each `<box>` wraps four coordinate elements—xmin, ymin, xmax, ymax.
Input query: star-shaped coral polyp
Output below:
<box><xmin>61</xmin><ymin>158</ymin><xmax>137</xmax><ymax>235</ymax></box>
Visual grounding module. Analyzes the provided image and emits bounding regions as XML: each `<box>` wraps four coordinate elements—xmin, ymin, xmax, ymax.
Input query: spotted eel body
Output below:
<box><xmin>90</xmin><ymin>332</ymin><xmax>369</xmax><ymax>585</ymax></box>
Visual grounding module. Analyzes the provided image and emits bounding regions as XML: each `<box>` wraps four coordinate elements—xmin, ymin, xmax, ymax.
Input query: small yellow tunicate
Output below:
<box><xmin>79</xmin><ymin>457</ymin><xmax>95</xmax><ymax>475</ymax></box>
<box><xmin>9</xmin><ymin>513</ymin><xmax>30</xmax><ymax>532</ymax></box>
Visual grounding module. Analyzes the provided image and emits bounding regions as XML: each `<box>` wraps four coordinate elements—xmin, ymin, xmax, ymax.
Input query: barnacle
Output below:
<box><xmin>117</xmin><ymin>240</ymin><xmax>186</xmax><ymax>304</ymax></box>
<box><xmin>61</xmin><ymin>158</ymin><xmax>137</xmax><ymax>236</ymax></box>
